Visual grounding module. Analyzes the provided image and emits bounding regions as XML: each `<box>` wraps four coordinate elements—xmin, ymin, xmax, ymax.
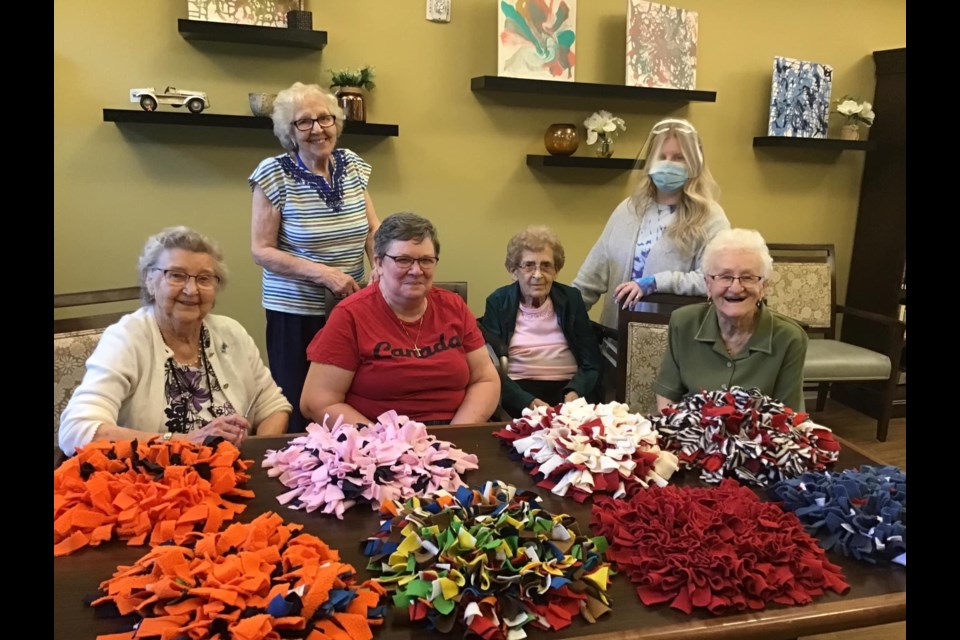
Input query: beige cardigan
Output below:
<box><xmin>58</xmin><ymin>307</ymin><xmax>291</xmax><ymax>456</ymax></box>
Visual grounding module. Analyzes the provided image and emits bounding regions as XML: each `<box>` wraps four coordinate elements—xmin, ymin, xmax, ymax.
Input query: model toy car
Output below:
<box><xmin>130</xmin><ymin>87</ymin><xmax>210</xmax><ymax>113</ymax></box>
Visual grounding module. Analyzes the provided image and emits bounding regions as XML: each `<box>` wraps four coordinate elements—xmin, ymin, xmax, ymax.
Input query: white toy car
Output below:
<box><xmin>130</xmin><ymin>87</ymin><xmax>210</xmax><ymax>113</ymax></box>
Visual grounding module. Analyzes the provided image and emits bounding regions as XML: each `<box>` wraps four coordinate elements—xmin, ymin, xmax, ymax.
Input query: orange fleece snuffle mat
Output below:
<box><xmin>54</xmin><ymin>438</ymin><xmax>254</xmax><ymax>556</ymax></box>
<box><xmin>90</xmin><ymin>511</ymin><xmax>386</xmax><ymax>640</ymax></box>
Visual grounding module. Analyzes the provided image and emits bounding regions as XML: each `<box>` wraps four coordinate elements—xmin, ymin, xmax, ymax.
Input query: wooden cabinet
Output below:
<box><xmin>833</xmin><ymin>48</ymin><xmax>906</xmax><ymax>419</ymax></box>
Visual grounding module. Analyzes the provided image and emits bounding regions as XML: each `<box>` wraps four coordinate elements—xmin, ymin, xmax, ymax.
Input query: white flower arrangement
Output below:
<box><xmin>583</xmin><ymin>110</ymin><xmax>626</xmax><ymax>145</ymax></box>
<box><xmin>833</xmin><ymin>95</ymin><xmax>875</xmax><ymax>127</ymax></box>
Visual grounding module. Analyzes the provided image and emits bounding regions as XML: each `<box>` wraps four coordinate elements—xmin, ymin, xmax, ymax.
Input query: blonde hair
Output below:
<box><xmin>631</xmin><ymin>119</ymin><xmax>721</xmax><ymax>257</ymax></box>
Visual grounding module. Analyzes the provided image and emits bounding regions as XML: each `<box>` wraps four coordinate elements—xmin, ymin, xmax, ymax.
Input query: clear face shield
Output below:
<box><xmin>637</xmin><ymin>118</ymin><xmax>704</xmax><ymax>171</ymax></box>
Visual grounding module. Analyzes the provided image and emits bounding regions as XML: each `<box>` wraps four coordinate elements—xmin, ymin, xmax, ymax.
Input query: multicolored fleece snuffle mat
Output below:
<box><xmin>262</xmin><ymin>411</ymin><xmax>479</xmax><ymax>519</ymax></box>
<box><xmin>54</xmin><ymin>438</ymin><xmax>254</xmax><ymax>556</ymax></box>
<box><xmin>651</xmin><ymin>387</ymin><xmax>840</xmax><ymax>486</ymax></box>
<box><xmin>363</xmin><ymin>481</ymin><xmax>612</xmax><ymax>639</ymax></box>
<box><xmin>493</xmin><ymin>399</ymin><xmax>679</xmax><ymax>502</ymax></box>
<box><xmin>90</xmin><ymin>512</ymin><xmax>386</xmax><ymax>640</ymax></box>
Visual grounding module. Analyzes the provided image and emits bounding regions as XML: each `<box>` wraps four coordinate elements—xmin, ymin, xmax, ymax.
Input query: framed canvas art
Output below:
<box><xmin>187</xmin><ymin>1</ymin><xmax>299</xmax><ymax>27</ymax></box>
<box><xmin>768</xmin><ymin>56</ymin><xmax>833</xmax><ymax>138</ymax></box>
<box><xmin>497</xmin><ymin>0</ymin><xmax>577</xmax><ymax>81</ymax></box>
<box><xmin>626</xmin><ymin>1</ymin><xmax>698</xmax><ymax>90</ymax></box>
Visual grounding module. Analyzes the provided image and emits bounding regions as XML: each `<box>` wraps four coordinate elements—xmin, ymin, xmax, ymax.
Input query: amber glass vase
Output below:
<box><xmin>544</xmin><ymin>123</ymin><xmax>579</xmax><ymax>156</ymax></box>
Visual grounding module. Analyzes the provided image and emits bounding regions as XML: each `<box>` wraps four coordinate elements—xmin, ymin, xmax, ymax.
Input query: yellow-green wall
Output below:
<box><xmin>55</xmin><ymin>0</ymin><xmax>906</xmax><ymax>355</ymax></box>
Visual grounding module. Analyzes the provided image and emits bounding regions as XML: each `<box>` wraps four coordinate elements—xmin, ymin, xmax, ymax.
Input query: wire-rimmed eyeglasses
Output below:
<box><xmin>153</xmin><ymin>268</ymin><xmax>221</xmax><ymax>289</ymax></box>
<box><xmin>708</xmin><ymin>274</ymin><xmax>764</xmax><ymax>287</ymax></box>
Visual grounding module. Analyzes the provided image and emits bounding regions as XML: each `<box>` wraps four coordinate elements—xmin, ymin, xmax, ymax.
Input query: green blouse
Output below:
<box><xmin>653</xmin><ymin>302</ymin><xmax>808</xmax><ymax>411</ymax></box>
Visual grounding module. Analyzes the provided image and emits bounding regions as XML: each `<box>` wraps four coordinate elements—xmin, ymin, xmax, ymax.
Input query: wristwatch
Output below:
<box><xmin>162</xmin><ymin>432</ymin><xmax>174</xmax><ymax>442</ymax></box>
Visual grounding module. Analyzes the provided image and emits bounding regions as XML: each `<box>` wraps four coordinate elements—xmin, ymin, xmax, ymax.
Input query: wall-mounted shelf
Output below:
<box><xmin>471</xmin><ymin>76</ymin><xmax>717</xmax><ymax>102</ymax></box>
<box><xmin>752</xmin><ymin>136</ymin><xmax>875</xmax><ymax>151</ymax></box>
<box><xmin>102</xmin><ymin>109</ymin><xmax>399</xmax><ymax>136</ymax></box>
<box><xmin>526</xmin><ymin>155</ymin><xmax>643</xmax><ymax>170</ymax></box>
<box><xmin>178</xmin><ymin>19</ymin><xmax>327</xmax><ymax>50</ymax></box>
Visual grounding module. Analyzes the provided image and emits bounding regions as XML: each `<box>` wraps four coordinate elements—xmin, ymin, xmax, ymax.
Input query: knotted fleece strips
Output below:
<box><xmin>494</xmin><ymin>398</ymin><xmax>679</xmax><ymax>503</ymax></box>
<box><xmin>262</xmin><ymin>410</ymin><xmax>479</xmax><ymax>519</ymax></box>
<box><xmin>770</xmin><ymin>464</ymin><xmax>906</xmax><ymax>566</ymax></box>
<box><xmin>90</xmin><ymin>511</ymin><xmax>386</xmax><ymax>640</ymax></box>
<box><xmin>652</xmin><ymin>386</ymin><xmax>840</xmax><ymax>486</ymax></box>
<box><xmin>364</xmin><ymin>481</ymin><xmax>612</xmax><ymax>640</ymax></box>
<box><xmin>593</xmin><ymin>479</ymin><xmax>849</xmax><ymax>615</ymax></box>
<box><xmin>54</xmin><ymin>437</ymin><xmax>253</xmax><ymax>556</ymax></box>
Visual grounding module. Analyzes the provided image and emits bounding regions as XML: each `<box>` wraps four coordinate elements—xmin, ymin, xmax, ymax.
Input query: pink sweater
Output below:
<box><xmin>507</xmin><ymin>299</ymin><xmax>578</xmax><ymax>381</ymax></box>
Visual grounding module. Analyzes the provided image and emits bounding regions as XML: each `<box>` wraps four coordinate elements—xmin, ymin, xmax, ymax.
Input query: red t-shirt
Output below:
<box><xmin>305</xmin><ymin>284</ymin><xmax>485</xmax><ymax>422</ymax></box>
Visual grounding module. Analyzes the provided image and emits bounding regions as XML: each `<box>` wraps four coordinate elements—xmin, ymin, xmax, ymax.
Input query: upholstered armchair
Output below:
<box><xmin>53</xmin><ymin>287</ymin><xmax>141</xmax><ymax>467</ymax></box>
<box><xmin>765</xmin><ymin>244</ymin><xmax>905</xmax><ymax>441</ymax></box>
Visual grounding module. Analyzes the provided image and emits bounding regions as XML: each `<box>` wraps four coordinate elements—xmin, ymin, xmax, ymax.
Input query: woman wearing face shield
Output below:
<box><xmin>572</xmin><ymin>118</ymin><xmax>730</xmax><ymax>329</ymax></box>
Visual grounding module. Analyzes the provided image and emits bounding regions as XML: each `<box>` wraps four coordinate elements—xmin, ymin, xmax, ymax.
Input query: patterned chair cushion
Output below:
<box><xmin>53</xmin><ymin>329</ymin><xmax>104</xmax><ymax>466</ymax></box>
<box><xmin>766</xmin><ymin>263</ymin><xmax>832</xmax><ymax>329</ymax></box>
<box><xmin>625</xmin><ymin>321</ymin><xmax>670</xmax><ymax>415</ymax></box>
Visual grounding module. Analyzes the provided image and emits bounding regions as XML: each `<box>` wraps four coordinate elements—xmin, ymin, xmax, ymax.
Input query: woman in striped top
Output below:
<box><xmin>250</xmin><ymin>82</ymin><xmax>381</xmax><ymax>432</ymax></box>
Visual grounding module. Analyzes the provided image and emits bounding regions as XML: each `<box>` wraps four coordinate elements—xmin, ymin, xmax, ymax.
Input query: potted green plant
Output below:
<box><xmin>329</xmin><ymin>66</ymin><xmax>376</xmax><ymax>123</ymax></box>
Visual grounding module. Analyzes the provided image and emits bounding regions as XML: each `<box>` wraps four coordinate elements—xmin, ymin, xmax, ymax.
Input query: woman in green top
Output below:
<box><xmin>653</xmin><ymin>229</ymin><xmax>808</xmax><ymax>411</ymax></box>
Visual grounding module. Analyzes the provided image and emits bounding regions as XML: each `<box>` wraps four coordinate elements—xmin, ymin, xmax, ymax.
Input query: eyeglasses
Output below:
<box><xmin>382</xmin><ymin>254</ymin><xmax>439</xmax><ymax>270</ymax></box>
<box><xmin>517</xmin><ymin>261</ymin><xmax>556</xmax><ymax>274</ymax></box>
<box><xmin>292</xmin><ymin>115</ymin><xmax>337</xmax><ymax>131</ymax></box>
<box><xmin>708</xmin><ymin>274</ymin><xmax>763</xmax><ymax>287</ymax></box>
<box><xmin>154</xmin><ymin>268</ymin><xmax>221</xmax><ymax>289</ymax></box>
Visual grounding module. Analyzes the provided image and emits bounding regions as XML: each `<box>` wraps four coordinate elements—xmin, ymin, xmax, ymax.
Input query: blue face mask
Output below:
<box><xmin>649</xmin><ymin>161</ymin><xmax>689</xmax><ymax>193</ymax></box>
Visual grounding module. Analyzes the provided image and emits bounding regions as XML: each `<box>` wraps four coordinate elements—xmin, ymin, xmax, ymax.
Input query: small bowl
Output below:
<box><xmin>249</xmin><ymin>92</ymin><xmax>277</xmax><ymax>117</ymax></box>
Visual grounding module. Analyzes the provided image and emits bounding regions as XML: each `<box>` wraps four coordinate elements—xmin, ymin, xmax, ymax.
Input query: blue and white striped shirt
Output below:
<box><xmin>249</xmin><ymin>149</ymin><xmax>371</xmax><ymax>316</ymax></box>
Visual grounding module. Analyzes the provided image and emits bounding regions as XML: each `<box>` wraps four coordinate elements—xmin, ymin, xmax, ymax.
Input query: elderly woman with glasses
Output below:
<box><xmin>58</xmin><ymin>226</ymin><xmax>292</xmax><ymax>457</ymax></box>
<box><xmin>482</xmin><ymin>226</ymin><xmax>603</xmax><ymax>418</ymax></box>
<box><xmin>301</xmin><ymin>212</ymin><xmax>500</xmax><ymax>426</ymax></box>
<box><xmin>573</xmin><ymin>118</ymin><xmax>730</xmax><ymax>329</ymax></box>
<box><xmin>654</xmin><ymin>229</ymin><xmax>808</xmax><ymax>412</ymax></box>
<box><xmin>249</xmin><ymin>81</ymin><xmax>381</xmax><ymax>432</ymax></box>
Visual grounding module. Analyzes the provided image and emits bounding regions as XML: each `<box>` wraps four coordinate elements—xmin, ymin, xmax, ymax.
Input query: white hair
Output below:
<box><xmin>702</xmin><ymin>228</ymin><xmax>773</xmax><ymax>278</ymax></box>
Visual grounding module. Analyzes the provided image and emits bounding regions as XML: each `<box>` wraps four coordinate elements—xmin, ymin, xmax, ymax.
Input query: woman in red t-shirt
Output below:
<box><xmin>301</xmin><ymin>212</ymin><xmax>500</xmax><ymax>426</ymax></box>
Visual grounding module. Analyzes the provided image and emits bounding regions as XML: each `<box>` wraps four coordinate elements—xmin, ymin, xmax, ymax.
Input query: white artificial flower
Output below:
<box><xmin>583</xmin><ymin>110</ymin><xmax>626</xmax><ymax>145</ymax></box>
<box><xmin>836</xmin><ymin>100</ymin><xmax>863</xmax><ymax>116</ymax></box>
<box><xmin>859</xmin><ymin>102</ymin><xmax>875</xmax><ymax>125</ymax></box>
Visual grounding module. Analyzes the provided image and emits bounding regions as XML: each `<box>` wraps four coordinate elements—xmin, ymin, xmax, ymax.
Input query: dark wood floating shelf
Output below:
<box><xmin>103</xmin><ymin>109</ymin><xmax>399</xmax><ymax>136</ymax></box>
<box><xmin>753</xmin><ymin>136</ymin><xmax>876</xmax><ymax>151</ymax></box>
<box><xmin>526</xmin><ymin>155</ymin><xmax>642</xmax><ymax>170</ymax></box>
<box><xmin>178</xmin><ymin>19</ymin><xmax>327</xmax><ymax>50</ymax></box>
<box><xmin>471</xmin><ymin>75</ymin><xmax>717</xmax><ymax>102</ymax></box>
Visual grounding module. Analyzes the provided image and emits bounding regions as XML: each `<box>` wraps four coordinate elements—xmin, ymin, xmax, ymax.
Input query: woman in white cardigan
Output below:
<box><xmin>573</xmin><ymin>118</ymin><xmax>730</xmax><ymax>329</ymax></box>
<box><xmin>59</xmin><ymin>227</ymin><xmax>291</xmax><ymax>457</ymax></box>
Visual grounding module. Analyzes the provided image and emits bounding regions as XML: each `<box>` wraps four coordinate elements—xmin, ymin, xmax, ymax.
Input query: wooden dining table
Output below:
<box><xmin>54</xmin><ymin>424</ymin><xmax>906</xmax><ymax>640</ymax></box>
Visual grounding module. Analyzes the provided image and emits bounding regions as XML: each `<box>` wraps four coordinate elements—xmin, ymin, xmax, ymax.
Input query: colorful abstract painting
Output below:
<box><xmin>768</xmin><ymin>57</ymin><xmax>834</xmax><ymax>138</ymax></box>
<box><xmin>187</xmin><ymin>1</ymin><xmax>298</xmax><ymax>27</ymax></box>
<box><xmin>498</xmin><ymin>0</ymin><xmax>577</xmax><ymax>81</ymax></box>
<box><xmin>626</xmin><ymin>1</ymin><xmax>698</xmax><ymax>90</ymax></box>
